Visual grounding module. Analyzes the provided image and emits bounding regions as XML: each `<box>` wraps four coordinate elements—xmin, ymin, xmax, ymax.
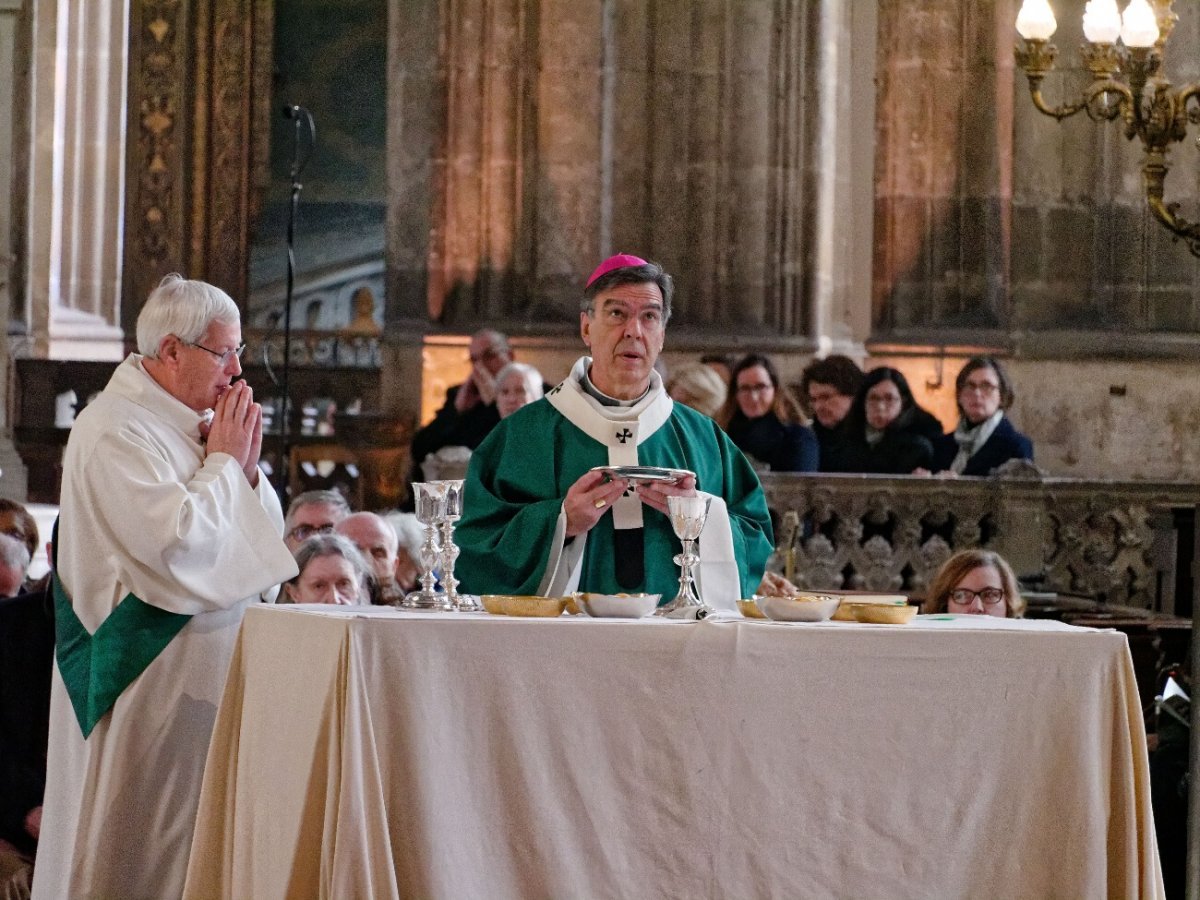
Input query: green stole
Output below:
<box><xmin>53</xmin><ymin>573</ymin><xmax>192</xmax><ymax>737</ymax></box>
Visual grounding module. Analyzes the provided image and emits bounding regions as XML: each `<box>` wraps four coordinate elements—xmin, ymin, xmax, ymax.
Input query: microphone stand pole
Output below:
<box><xmin>276</xmin><ymin>105</ymin><xmax>315</xmax><ymax>499</ymax></box>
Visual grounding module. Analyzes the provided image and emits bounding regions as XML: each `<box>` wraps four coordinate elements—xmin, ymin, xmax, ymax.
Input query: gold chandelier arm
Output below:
<box><xmin>1023</xmin><ymin>76</ymin><xmax>1087</xmax><ymax>121</ymax></box>
<box><xmin>1142</xmin><ymin>153</ymin><xmax>1200</xmax><ymax>258</ymax></box>
<box><xmin>1082</xmin><ymin>80</ymin><xmax>1131</xmax><ymax>123</ymax></box>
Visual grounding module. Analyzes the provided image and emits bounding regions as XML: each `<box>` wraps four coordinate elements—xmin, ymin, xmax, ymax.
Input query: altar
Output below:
<box><xmin>183</xmin><ymin>606</ymin><xmax>1163</xmax><ymax>899</ymax></box>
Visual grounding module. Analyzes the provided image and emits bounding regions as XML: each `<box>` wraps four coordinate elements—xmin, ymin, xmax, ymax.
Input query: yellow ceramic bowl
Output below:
<box><xmin>737</xmin><ymin>598</ymin><xmax>766</xmax><ymax>619</ymax></box>
<box><xmin>481</xmin><ymin>595</ymin><xmax>509</xmax><ymax>615</ymax></box>
<box><xmin>847</xmin><ymin>602</ymin><xmax>918</xmax><ymax>625</ymax></box>
<box><xmin>827</xmin><ymin>594</ymin><xmax>909</xmax><ymax>621</ymax></box>
<box><xmin>503</xmin><ymin>595</ymin><xmax>568</xmax><ymax>617</ymax></box>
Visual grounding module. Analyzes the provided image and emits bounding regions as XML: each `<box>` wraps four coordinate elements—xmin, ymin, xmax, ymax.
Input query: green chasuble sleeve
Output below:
<box><xmin>456</xmin><ymin>399</ymin><xmax>773</xmax><ymax>599</ymax></box>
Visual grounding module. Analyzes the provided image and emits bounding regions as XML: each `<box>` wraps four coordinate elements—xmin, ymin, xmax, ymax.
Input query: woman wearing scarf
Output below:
<box><xmin>933</xmin><ymin>357</ymin><xmax>1033</xmax><ymax>476</ymax></box>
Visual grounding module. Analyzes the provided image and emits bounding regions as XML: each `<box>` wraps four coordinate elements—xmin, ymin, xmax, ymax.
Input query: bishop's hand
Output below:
<box><xmin>634</xmin><ymin>473</ymin><xmax>696</xmax><ymax>516</ymax></box>
<box><xmin>564</xmin><ymin>469</ymin><xmax>630</xmax><ymax>538</ymax></box>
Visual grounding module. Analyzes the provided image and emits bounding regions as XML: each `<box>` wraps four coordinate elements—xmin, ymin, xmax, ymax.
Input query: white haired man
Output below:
<box><xmin>335</xmin><ymin>512</ymin><xmax>404</xmax><ymax>604</ymax></box>
<box><xmin>32</xmin><ymin>274</ymin><xmax>298</xmax><ymax>899</ymax></box>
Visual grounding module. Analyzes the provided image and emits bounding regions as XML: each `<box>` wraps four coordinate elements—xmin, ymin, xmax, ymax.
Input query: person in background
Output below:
<box><xmin>840</xmin><ymin>367</ymin><xmax>935</xmax><ymax>474</ymax></box>
<box><xmin>0</xmin><ymin>526</ymin><xmax>53</xmax><ymax>900</ymax></box>
<box><xmin>284</xmin><ymin>489</ymin><xmax>351</xmax><ymax>553</ymax></box>
<box><xmin>409</xmin><ymin>329</ymin><xmax>513</xmax><ymax>484</ymax></box>
<box><xmin>285</xmin><ymin>534</ymin><xmax>372</xmax><ymax>605</ymax></box>
<box><xmin>718</xmin><ymin>353</ymin><xmax>818</xmax><ymax>473</ymax></box>
<box><xmin>800</xmin><ymin>355</ymin><xmax>864</xmax><ymax>473</ymax></box>
<box><xmin>0</xmin><ymin>536</ymin><xmax>29</xmax><ymax>600</ymax></box>
<box><xmin>336</xmin><ymin>512</ymin><xmax>405</xmax><ymax>605</ymax></box>
<box><xmin>700</xmin><ymin>352</ymin><xmax>733</xmax><ymax>387</ymax></box>
<box><xmin>383</xmin><ymin>512</ymin><xmax>423</xmax><ymax>594</ymax></box>
<box><xmin>666</xmin><ymin>362</ymin><xmax>728</xmax><ymax>419</ymax></box>
<box><xmin>933</xmin><ymin>356</ymin><xmax>1034</xmax><ymax>476</ymax></box>
<box><xmin>495</xmin><ymin>362</ymin><xmax>545</xmax><ymax>420</ymax></box>
<box><xmin>923</xmin><ymin>548</ymin><xmax>1025</xmax><ymax>618</ymax></box>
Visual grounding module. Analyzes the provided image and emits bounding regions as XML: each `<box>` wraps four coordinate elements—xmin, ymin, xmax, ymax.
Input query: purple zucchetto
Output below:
<box><xmin>586</xmin><ymin>253</ymin><xmax>648</xmax><ymax>288</ymax></box>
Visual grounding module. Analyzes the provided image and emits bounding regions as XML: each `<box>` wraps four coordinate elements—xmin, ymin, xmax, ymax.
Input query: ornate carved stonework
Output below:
<box><xmin>762</xmin><ymin>470</ymin><xmax>1199</xmax><ymax>612</ymax></box>
<box><xmin>124</xmin><ymin>0</ymin><xmax>271</xmax><ymax>321</ymax></box>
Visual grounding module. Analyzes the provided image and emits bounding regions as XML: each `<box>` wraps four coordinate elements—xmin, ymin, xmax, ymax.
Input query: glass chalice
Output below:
<box><xmin>656</xmin><ymin>495</ymin><xmax>715</xmax><ymax>618</ymax></box>
<box><xmin>403</xmin><ymin>481</ymin><xmax>452</xmax><ymax>610</ymax></box>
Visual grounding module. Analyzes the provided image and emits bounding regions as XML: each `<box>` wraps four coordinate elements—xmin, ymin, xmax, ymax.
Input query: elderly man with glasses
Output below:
<box><xmin>456</xmin><ymin>255</ymin><xmax>773</xmax><ymax>607</ymax></box>
<box><xmin>284</xmin><ymin>489</ymin><xmax>351</xmax><ymax>553</ymax></box>
<box><xmin>33</xmin><ymin>274</ymin><xmax>297</xmax><ymax>900</ymax></box>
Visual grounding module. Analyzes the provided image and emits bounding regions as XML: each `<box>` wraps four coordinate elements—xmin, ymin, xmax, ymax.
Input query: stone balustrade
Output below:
<box><xmin>759</xmin><ymin>462</ymin><xmax>1200</xmax><ymax>614</ymax></box>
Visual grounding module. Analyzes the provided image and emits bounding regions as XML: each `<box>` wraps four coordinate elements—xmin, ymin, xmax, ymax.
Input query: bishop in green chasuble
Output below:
<box><xmin>458</xmin><ymin>255</ymin><xmax>773</xmax><ymax>606</ymax></box>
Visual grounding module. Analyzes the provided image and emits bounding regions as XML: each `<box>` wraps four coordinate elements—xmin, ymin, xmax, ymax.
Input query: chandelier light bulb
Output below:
<box><xmin>1082</xmin><ymin>0</ymin><xmax>1122</xmax><ymax>43</ymax></box>
<box><xmin>1120</xmin><ymin>0</ymin><xmax>1159</xmax><ymax>47</ymax></box>
<box><xmin>1016</xmin><ymin>0</ymin><xmax>1057</xmax><ymax>40</ymax></box>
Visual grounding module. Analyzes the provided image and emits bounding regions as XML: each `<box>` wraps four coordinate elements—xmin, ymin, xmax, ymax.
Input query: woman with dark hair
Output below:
<box><xmin>933</xmin><ymin>357</ymin><xmax>1034</xmax><ymax>476</ymax></box>
<box><xmin>841</xmin><ymin>367</ymin><xmax>935</xmax><ymax>474</ymax></box>
<box><xmin>718</xmin><ymin>354</ymin><xmax>818</xmax><ymax>472</ymax></box>
<box><xmin>800</xmin><ymin>355</ymin><xmax>865</xmax><ymax>472</ymax></box>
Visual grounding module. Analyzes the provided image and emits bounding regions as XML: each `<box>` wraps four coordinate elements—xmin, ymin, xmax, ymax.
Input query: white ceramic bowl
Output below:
<box><xmin>755</xmin><ymin>594</ymin><xmax>841</xmax><ymax>623</ymax></box>
<box><xmin>578</xmin><ymin>593</ymin><xmax>661</xmax><ymax>618</ymax></box>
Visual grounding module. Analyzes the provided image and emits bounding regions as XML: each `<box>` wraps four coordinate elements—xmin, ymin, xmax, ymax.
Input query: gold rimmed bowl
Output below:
<box><xmin>755</xmin><ymin>594</ymin><xmax>841</xmax><ymax>623</ymax></box>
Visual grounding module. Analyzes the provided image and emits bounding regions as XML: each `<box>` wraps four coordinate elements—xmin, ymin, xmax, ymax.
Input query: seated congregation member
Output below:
<box><xmin>933</xmin><ymin>356</ymin><xmax>1033</xmax><ymax>476</ymax></box>
<box><xmin>409</xmin><ymin>328</ymin><xmax>512</xmax><ymax>484</ymax></box>
<box><xmin>495</xmin><ymin>361</ymin><xmax>545</xmax><ymax>419</ymax></box>
<box><xmin>336</xmin><ymin>512</ymin><xmax>406</xmax><ymax>604</ymax></box>
<box><xmin>924</xmin><ymin>549</ymin><xmax>1025</xmax><ymax>617</ymax></box>
<box><xmin>284</xmin><ymin>489</ymin><xmax>351</xmax><ymax>553</ymax></box>
<box><xmin>384</xmin><ymin>512</ymin><xmax>423</xmax><ymax>594</ymax></box>
<box><xmin>0</xmin><ymin>535</ymin><xmax>29</xmax><ymax>600</ymax></box>
<box><xmin>666</xmin><ymin>361</ymin><xmax>727</xmax><ymax>419</ymax></box>
<box><xmin>841</xmin><ymin>367</ymin><xmax>935</xmax><ymax>474</ymax></box>
<box><xmin>0</xmin><ymin>501</ymin><xmax>42</xmax><ymax>593</ymax></box>
<box><xmin>0</xmin><ymin>565</ymin><xmax>53</xmax><ymax>900</ymax></box>
<box><xmin>800</xmin><ymin>354</ymin><xmax>864</xmax><ymax>473</ymax></box>
<box><xmin>456</xmin><ymin>254</ymin><xmax>773</xmax><ymax>604</ymax></box>
<box><xmin>719</xmin><ymin>354</ymin><xmax>819</xmax><ymax>473</ymax></box>
<box><xmin>286</xmin><ymin>534</ymin><xmax>372</xmax><ymax>605</ymax></box>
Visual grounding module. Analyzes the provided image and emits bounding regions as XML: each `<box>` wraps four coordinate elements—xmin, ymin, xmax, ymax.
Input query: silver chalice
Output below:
<box><xmin>403</xmin><ymin>481</ymin><xmax>452</xmax><ymax>610</ymax></box>
<box><xmin>656</xmin><ymin>494</ymin><xmax>716</xmax><ymax>618</ymax></box>
<box><xmin>437</xmin><ymin>479</ymin><xmax>479</xmax><ymax>611</ymax></box>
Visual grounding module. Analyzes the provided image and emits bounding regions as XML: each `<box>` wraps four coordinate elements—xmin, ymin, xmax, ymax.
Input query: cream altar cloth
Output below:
<box><xmin>185</xmin><ymin>607</ymin><xmax>1163</xmax><ymax>899</ymax></box>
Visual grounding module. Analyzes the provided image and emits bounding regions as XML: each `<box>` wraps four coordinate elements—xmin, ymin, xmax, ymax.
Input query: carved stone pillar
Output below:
<box><xmin>123</xmin><ymin>0</ymin><xmax>272</xmax><ymax>326</ymax></box>
<box><xmin>22</xmin><ymin>0</ymin><xmax>127</xmax><ymax>360</ymax></box>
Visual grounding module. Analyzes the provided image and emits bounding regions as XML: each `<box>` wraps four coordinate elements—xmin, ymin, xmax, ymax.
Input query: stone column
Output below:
<box><xmin>23</xmin><ymin>0</ymin><xmax>126</xmax><ymax>360</ymax></box>
<box><xmin>0</xmin><ymin>0</ymin><xmax>27</xmax><ymax>496</ymax></box>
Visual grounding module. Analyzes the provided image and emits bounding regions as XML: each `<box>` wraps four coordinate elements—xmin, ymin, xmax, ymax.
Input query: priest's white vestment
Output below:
<box><xmin>31</xmin><ymin>355</ymin><xmax>298</xmax><ymax>900</ymax></box>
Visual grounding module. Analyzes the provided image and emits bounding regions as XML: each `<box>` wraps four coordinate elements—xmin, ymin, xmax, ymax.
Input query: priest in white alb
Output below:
<box><xmin>31</xmin><ymin>275</ymin><xmax>298</xmax><ymax>899</ymax></box>
<box><xmin>456</xmin><ymin>254</ymin><xmax>773</xmax><ymax>605</ymax></box>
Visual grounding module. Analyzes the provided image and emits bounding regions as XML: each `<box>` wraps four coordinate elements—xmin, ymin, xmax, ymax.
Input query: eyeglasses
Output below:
<box><xmin>948</xmin><ymin>587</ymin><xmax>1005</xmax><ymax>607</ymax></box>
<box><xmin>736</xmin><ymin>383</ymin><xmax>773</xmax><ymax>396</ymax></box>
<box><xmin>188</xmin><ymin>341</ymin><xmax>246</xmax><ymax>367</ymax></box>
<box><xmin>866</xmin><ymin>395</ymin><xmax>901</xmax><ymax>407</ymax></box>
<box><xmin>469</xmin><ymin>347</ymin><xmax>500</xmax><ymax>365</ymax></box>
<box><xmin>961</xmin><ymin>380</ymin><xmax>999</xmax><ymax>395</ymax></box>
<box><xmin>288</xmin><ymin>523</ymin><xmax>336</xmax><ymax>542</ymax></box>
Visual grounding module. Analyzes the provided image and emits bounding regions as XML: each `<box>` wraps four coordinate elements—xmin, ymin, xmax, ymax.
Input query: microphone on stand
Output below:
<box><xmin>271</xmin><ymin>102</ymin><xmax>316</xmax><ymax>500</ymax></box>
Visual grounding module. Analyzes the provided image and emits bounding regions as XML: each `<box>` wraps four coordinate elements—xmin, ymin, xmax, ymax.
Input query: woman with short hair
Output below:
<box><xmin>285</xmin><ymin>533</ymin><xmax>372</xmax><ymax>605</ymax></box>
<box><xmin>924</xmin><ymin>549</ymin><xmax>1025</xmax><ymax>618</ymax></box>
<box><xmin>933</xmin><ymin>357</ymin><xmax>1034</xmax><ymax>476</ymax></box>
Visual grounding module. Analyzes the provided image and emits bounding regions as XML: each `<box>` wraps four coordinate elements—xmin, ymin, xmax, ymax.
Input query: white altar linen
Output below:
<box><xmin>184</xmin><ymin>607</ymin><xmax>1163</xmax><ymax>899</ymax></box>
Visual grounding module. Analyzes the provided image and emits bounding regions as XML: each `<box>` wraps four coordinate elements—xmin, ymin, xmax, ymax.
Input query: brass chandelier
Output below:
<box><xmin>1014</xmin><ymin>0</ymin><xmax>1200</xmax><ymax>257</ymax></box>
